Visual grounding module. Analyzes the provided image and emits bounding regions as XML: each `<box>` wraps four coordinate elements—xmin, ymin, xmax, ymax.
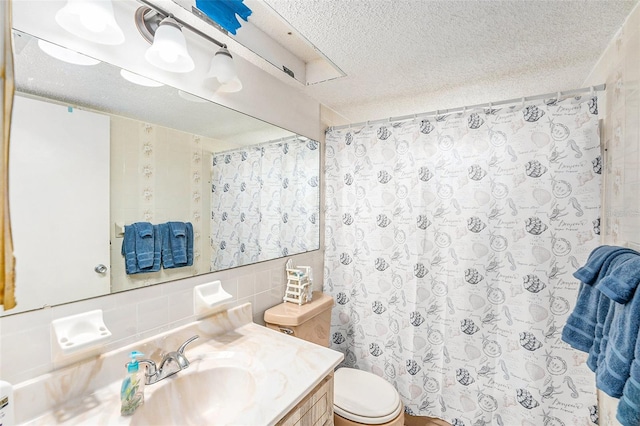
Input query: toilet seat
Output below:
<box><xmin>334</xmin><ymin>368</ymin><xmax>403</xmax><ymax>425</ymax></box>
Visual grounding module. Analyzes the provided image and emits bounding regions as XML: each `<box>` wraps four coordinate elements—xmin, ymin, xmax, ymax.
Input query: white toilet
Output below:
<box><xmin>264</xmin><ymin>292</ymin><xmax>404</xmax><ymax>426</ymax></box>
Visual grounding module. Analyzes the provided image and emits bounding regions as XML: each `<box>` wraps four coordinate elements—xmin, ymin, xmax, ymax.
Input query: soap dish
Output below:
<box><xmin>194</xmin><ymin>280</ymin><xmax>232</xmax><ymax>316</ymax></box>
<box><xmin>51</xmin><ymin>309</ymin><xmax>112</xmax><ymax>355</ymax></box>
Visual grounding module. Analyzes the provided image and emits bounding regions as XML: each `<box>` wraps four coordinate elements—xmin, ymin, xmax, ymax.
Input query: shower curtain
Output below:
<box><xmin>324</xmin><ymin>96</ymin><xmax>601</xmax><ymax>425</ymax></box>
<box><xmin>210</xmin><ymin>137</ymin><xmax>319</xmax><ymax>270</ymax></box>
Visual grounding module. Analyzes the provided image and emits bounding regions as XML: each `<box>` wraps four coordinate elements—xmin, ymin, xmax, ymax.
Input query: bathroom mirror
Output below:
<box><xmin>4</xmin><ymin>30</ymin><xmax>320</xmax><ymax>316</ymax></box>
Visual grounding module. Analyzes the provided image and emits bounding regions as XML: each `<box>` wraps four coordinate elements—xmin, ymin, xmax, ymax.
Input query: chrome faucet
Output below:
<box><xmin>138</xmin><ymin>335</ymin><xmax>199</xmax><ymax>385</ymax></box>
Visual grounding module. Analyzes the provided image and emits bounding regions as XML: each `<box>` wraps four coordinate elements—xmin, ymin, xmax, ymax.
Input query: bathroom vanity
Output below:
<box><xmin>12</xmin><ymin>304</ymin><xmax>343</xmax><ymax>425</ymax></box>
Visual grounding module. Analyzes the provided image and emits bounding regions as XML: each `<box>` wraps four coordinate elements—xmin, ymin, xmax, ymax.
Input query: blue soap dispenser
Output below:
<box><xmin>120</xmin><ymin>351</ymin><xmax>145</xmax><ymax>416</ymax></box>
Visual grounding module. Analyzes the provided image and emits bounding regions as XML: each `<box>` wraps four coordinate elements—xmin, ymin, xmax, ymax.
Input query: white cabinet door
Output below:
<box><xmin>7</xmin><ymin>95</ymin><xmax>110</xmax><ymax>314</ymax></box>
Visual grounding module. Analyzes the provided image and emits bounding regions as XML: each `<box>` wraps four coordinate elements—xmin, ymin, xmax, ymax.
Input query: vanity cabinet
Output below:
<box><xmin>277</xmin><ymin>373</ymin><xmax>334</xmax><ymax>426</ymax></box>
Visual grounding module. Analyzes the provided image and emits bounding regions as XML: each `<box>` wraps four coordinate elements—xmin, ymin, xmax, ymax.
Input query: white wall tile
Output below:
<box><xmin>168</xmin><ymin>290</ymin><xmax>194</xmax><ymax>323</ymax></box>
<box><xmin>0</xmin><ymin>251</ymin><xmax>322</xmax><ymax>385</ymax></box>
<box><xmin>0</xmin><ymin>325</ymin><xmax>51</xmax><ymax>384</ymax></box>
<box><xmin>583</xmin><ymin>3</ymin><xmax>640</xmax><ymax>422</ymax></box>
<box><xmin>136</xmin><ymin>296</ymin><xmax>169</xmax><ymax>333</ymax></box>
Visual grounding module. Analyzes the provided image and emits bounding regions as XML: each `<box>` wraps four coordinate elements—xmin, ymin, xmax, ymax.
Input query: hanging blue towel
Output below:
<box><xmin>597</xmin><ymin>299</ymin><xmax>618</xmax><ymax>370</ymax></box>
<box><xmin>562</xmin><ymin>250</ymin><xmax>635</xmax><ymax>352</ymax></box>
<box><xmin>186</xmin><ymin>222</ymin><xmax>194</xmax><ymax>266</ymax></box>
<box><xmin>587</xmin><ymin>295</ymin><xmax>614</xmax><ymax>372</ymax></box>
<box><xmin>160</xmin><ymin>222</ymin><xmax>194</xmax><ymax>269</ymax></box>
<box><xmin>168</xmin><ymin>222</ymin><xmax>188</xmax><ymax>265</ymax></box>
<box><xmin>122</xmin><ymin>224</ymin><xmax>138</xmax><ymax>274</ymax></box>
<box><xmin>617</xmin><ymin>328</ymin><xmax>640</xmax><ymax>425</ymax></box>
<box><xmin>150</xmin><ymin>224</ymin><xmax>162</xmax><ymax>272</ymax></box>
<box><xmin>561</xmin><ymin>282</ymin><xmax>603</xmax><ymax>353</ymax></box>
<box><xmin>596</xmin><ymin>255</ymin><xmax>640</xmax><ymax>397</ymax></box>
<box><xmin>573</xmin><ymin>245</ymin><xmax>636</xmax><ymax>284</ymax></box>
<box><xmin>590</xmin><ymin>251</ymin><xmax>640</xmax><ymax>370</ymax></box>
<box><xmin>134</xmin><ymin>222</ymin><xmax>154</xmax><ymax>269</ymax></box>
<box><xmin>159</xmin><ymin>223</ymin><xmax>174</xmax><ymax>269</ymax></box>
<box><xmin>596</xmin><ymin>255</ymin><xmax>640</xmax><ymax>303</ymax></box>
<box><xmin>121</xmin><ymin>223</ymin><xmax>162</xmax><ymax>274</ymax></box>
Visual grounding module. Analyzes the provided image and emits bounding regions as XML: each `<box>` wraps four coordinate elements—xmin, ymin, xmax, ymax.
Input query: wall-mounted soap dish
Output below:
<box><xmin>51</xmin><ymin>309</ymin><xmax>112</xmax><ymax>355</ymax></box>
<box><xmin>194</xmin><ymin>280</ymin><xmax>232</xmax><ymax>316</ymax></box>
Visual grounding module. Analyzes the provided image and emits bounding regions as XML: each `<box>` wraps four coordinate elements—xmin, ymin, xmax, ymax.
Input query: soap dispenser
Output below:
<box><xmin>120</xmin><ymin>351</ymin><xmax>145</xmax><ymax>416</ymax></box>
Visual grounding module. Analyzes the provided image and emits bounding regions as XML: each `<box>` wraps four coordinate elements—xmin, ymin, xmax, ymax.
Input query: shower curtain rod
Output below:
<box><xmin>212</xmin><ymin>134</ymin><xmax>308</xmax><ymax>155</ymax></box>
<box><xmin>327</xmin><ymin>83</ymin><xmax>606</xmax><ymax>132</ymax></box>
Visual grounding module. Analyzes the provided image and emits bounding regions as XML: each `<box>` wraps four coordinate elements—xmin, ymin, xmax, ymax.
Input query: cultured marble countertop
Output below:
<box><xmin>17</xmin><ymin>303</ymin><xmax>344</xmax><ymax>426</ymax></box>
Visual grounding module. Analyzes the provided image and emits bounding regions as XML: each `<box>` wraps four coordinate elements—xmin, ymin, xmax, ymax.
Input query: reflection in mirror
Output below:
<box><xmin>4</xmin><ymin>30</ymin><xmax>320</xmax><ymax>316</ymax></box>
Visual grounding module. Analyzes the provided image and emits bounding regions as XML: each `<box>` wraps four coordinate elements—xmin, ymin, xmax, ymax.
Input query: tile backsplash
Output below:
<box><xmin>0</xmin><ymin>250</ymin><xmax>323</xmax><ymax>385</ymax></box>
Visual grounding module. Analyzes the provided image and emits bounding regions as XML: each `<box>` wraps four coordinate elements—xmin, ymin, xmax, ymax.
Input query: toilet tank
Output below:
<box><xmin>264</xmin><ymin>292</ymin><xmax>334</xmax><ymax>347</ymax></box>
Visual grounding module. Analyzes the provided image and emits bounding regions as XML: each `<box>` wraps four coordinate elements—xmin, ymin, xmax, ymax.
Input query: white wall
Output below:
<box><xmin>582</xmin><ymin>2</ymin><xmax>640</xmax><ymax>424</ymax></box>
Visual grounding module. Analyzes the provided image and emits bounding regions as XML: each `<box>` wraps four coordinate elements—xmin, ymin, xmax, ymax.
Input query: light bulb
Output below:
<box><xmin>159</xmin><ymin>49</ymin><xmax>178</xmax><ymax>64</ymax></box>
<box><xmin>144</xmin><ymin>17</ymin><xmax>194</xmax><ymax>73</ymax></box>
<box><xmin>55</xmin><ymin>0</ymin><xmax>125</xmax><ymax>45</ymax></box>
<box><xmin>207</xmin><ymin>47</ymin><xmax>237</xmax><ymax>84</ymax></box>
<box><xmin>79</xmin><ymin>8</ymin><xmax>108</xmax><ymax>33</ymax></box>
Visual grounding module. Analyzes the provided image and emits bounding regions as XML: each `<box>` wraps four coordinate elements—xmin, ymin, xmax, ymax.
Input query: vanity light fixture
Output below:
<box><xmin>55</xmin><ymin>0</ymin><xmax>125</xmax><ymax>45</ymax></box>
<box><xmin>216</xmin><ymin>76</ymin><xmax>243</xmax><ymax>93</ymax></box>
<box><xmin>207</xmin><ymin>47</ymin><xmax>237</xmax><ymax>84</ymax></box>
<box><xmin>144</xmin><ymin>16</ymin><xmax>195</xmax><ymax>73</ymax></box>
<box><xmin>134</xmin><ymin>2</ymin><xmax>242</xmax><ymax>90</ymax></box>
<box><xmin>120</xmin><ymin>69</ymin><xmax>164</xmax><ymax>87</ymax></box>
<box><xmin>37</xmin><ymin>39</ymin><xmax>100</xmax><ymax>66</ymax></box>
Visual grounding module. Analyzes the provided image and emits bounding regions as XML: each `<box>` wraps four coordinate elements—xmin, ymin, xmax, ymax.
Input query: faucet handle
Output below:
<box><xmin>178</xmin><ymin>335</ymin><xmax>199</xmax><ymax>354</ymax></box>
<box><xmin>137</xmin><ymin>359</ymin><xmax>158</xmax><ymax>382</ymax></box>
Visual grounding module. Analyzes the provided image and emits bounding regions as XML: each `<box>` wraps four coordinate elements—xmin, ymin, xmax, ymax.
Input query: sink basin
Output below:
<box><xmin>130</xmin><ymin>366</ymin><xmax>257</xmax><ymax>425</ymax></box>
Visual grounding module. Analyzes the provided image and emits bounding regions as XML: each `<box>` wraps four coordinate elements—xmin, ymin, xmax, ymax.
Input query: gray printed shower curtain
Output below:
<box><xmin>324</xmin><ymin>96</ymin><xmax>602</xmax><ymax>425</ymax></box>
<box><xmin>210</xmin><ymin>137</ymin><xmax>319</xmax><ymax>270</ymax></box>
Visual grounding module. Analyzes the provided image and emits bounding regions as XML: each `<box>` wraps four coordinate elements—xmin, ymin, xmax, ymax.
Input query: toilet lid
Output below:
<box><xmin>334</xmin><ymin>368</ymin><xmax>402</xmax><ymax>424</ymax></box>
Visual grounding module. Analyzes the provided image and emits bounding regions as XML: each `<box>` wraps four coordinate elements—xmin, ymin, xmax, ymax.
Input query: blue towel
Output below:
<box><xmin>617</xmin><ymin>328</ymin><xmax>640</xmax><ymax>425</ymax></box>
<box><xmin>596</xmin><ymin>255</ymin><xmax>640</xmax><ymax>303</ymax></box>
<box><xmin>159</xmin><ymin>223</ymin><xmax>174</xmax><ymax>269</ymax></box>
<box><xmin>562</xmin><ymin>282</ymin><xmax>603</xmax><ymax>353</ymax></box>
<box><xmin>121</xmin><ymin>224</ymin><xmax>138</xmax><ymax>274</ymax></box>
<box><xmin>161</xmin><ymin>222</ymin><xmax>194</xmax><ymax>269</ymax></box>
<box><xmin>121</xmin><ymin>223</ymin><xmax>162</xmax><ymax>274</ymax></box>
<box><xmin>562</xmin><ymin>249</ymin><xmax>637</xmax><ymax>353</ymax></box>
<box><xmin>587</xmin><ymin>295</ymin><xmax>614</xmax><ymax>372</ymax></box>
<box><xmin>598</xmin><ymin>300</ymin><xmax>617</xmax><ymax>369</ymax></box>
<box><xmin>596</xmin><ymin>254</ymin><xmax>640</xmax><ymax>397</ymax></box>
<box><xmin>134</xmin><ymin>222</ymin><xmax>154</xmax><ymax>269</ymax></box>
<box><xmin>573</xmin><ymin>245</ymin><xmax>636</xmax><ymax>284</ymax></box>
<box><xmin>592</xmin><ymin>251</ymin><xmax>640</xmax><ymax>370</ymax></box>
<box><xmin>169</xmin><ymin>222</ymin><xmax>188</xmax><ymax>265</ymax></box>
<box><xmin>186</xmin><ymin>222</ymin><xmax>194</xmax><ymax>266</ymax></box>
<box><xmin>150</xmin><ymin>224</ymin><xmax>162</xmax><ymax>272</ymax></box>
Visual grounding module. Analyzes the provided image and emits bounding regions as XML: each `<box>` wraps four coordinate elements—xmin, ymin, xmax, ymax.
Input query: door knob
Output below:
<box><xmin>94</xmin><ymin>264</ymin><xmax>108</xmax><ymax>274</ymax></box>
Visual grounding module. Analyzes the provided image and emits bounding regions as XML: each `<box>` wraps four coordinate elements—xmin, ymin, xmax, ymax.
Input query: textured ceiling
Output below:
<box><xmin>262</xmin><ymin>0</ymin><xmax>638</xmax><ymax>123</ymax></box>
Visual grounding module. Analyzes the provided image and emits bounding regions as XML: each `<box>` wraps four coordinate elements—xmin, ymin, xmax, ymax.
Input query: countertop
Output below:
<box><xmin>18</xmin><ymin>303</ymin><xmax>344</xmax><ymax>425</ymax></box>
